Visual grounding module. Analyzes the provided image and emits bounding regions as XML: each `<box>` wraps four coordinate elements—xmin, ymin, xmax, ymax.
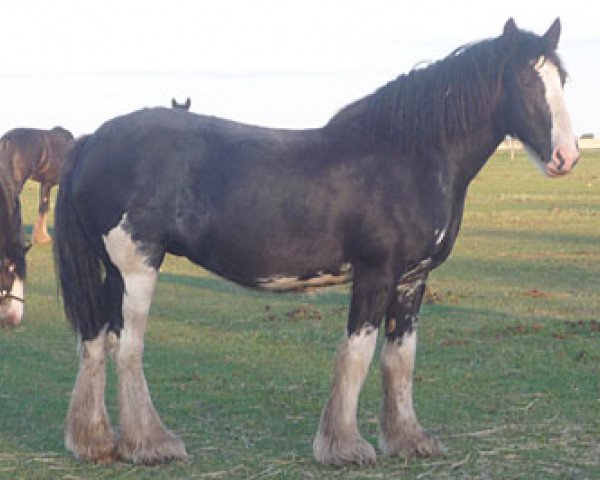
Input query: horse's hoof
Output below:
<box><xmin>118</xmin><ymin>429</ymin><xmax>188</xmax><ymax>465</ymax></box>
<box><xmin>65</xmin><ymin>424</ymin><xmax>118</xmax><ymax>463</ymax></box>
<box><xmin>313</xmin><ymin>434</ymin><xmax>377</xmax><ymax>467</ymax></box>
<box><xmin>380</xmin><ymin>427</ymin><xmax>445</xmax><ymax>459</ymax></box>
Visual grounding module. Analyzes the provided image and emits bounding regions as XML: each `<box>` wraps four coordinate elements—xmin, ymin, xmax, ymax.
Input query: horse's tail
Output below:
<box><xmin>54</xmin><ymin>135</ymin><xmax>106</xmax><ymax>340</ymax></box>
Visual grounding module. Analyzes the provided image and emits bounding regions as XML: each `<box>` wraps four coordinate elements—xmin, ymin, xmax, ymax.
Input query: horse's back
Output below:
<box><xmin>89</xmin><ymin>107</ymin><xmax>320</xmax><ymax>156</ymax></box>
<box><xmin>0</xmin><ymin>128</ymin><xmax>45</xmax><ymax>157</ymax></box>
<box><xmin>71</xmin><ymin>107</ymin><xmax>326</xmax><ymax>209</ymax></box>
<box><xmin>1</xmin><ymin>126</ymin><xmax>73</xmax><ymax>185</ymax></box>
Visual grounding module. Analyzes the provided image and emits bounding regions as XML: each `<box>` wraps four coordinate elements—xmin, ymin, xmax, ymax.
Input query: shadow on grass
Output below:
<box><xmin>464</xmin><ymin>228</ymin><xmax>600</xmax><ymax>248</ymax></box>
<box><xmin>23</xmin><ymin>223</ymin><xmax>32</xmax><ymax>237</ymax></box>
<box><xmin>22</xmin><ymin>223</ymin><xmax>55</xmax><ymax>239</ymax></box>
<box><xmin>439</xmin><ymin>254</ymin><xmax>598</xmax><ymax>292</ymax></box>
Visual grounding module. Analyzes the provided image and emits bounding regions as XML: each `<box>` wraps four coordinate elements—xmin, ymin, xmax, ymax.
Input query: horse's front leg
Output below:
<box><xmin>313</xmin><ymin>263</ymin><xmax>393</xmax><ymax>467</ymax></box>
<box><xmin>104</xmin><ymin>225</ymin><xmax>187</xmax><ymax>464</ymax></box>
<box><xmin>379</xmin><ymin>276</ymin><xmax>445</xmax><ymax>458</ymax></box>
<box><xmin>32</xmin><ymin>182</ymin><xmax>52</xmax><ymax>244</ymax></box>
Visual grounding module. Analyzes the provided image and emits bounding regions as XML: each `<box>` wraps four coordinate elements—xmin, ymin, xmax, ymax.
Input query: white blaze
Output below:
<box><xmin>535</xmin><ymin>57</ymin><xmax>576</xmax><ymax>154</ymax></box>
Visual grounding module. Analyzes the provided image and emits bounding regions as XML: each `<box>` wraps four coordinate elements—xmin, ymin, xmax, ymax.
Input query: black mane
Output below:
<box><xmin>327</xmin><ymin>30</ymin><xmax>565</xmax><ymax>152</ymax></box>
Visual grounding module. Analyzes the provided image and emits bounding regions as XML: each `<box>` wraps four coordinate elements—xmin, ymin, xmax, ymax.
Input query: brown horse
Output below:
<box><xmin>0</xmin><ymin>126</ymin><xmax>74</xmax><ymax>244</ymax></box>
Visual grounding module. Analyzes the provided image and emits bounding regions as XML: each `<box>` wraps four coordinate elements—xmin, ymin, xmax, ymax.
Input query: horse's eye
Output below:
<box><xmin>518</xmin><ymin>68</ymin><xmax>537</xmax><ymax>86</ymax></box>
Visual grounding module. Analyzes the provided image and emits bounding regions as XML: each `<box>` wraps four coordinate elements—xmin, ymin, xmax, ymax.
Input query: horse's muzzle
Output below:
<box><xmin>0</xmin><ymin>308</ymin><xmax>23</xmax><ymax>326</ymax></box>
<box><xmin>546</xmin><ymin>143</ymin><xmax>579</xmax><ymax>177</ymax></box>
<box><xmin>0</xmin><ymin>287</ymin><xmax>24</xmax><ymax>326</ymax></box>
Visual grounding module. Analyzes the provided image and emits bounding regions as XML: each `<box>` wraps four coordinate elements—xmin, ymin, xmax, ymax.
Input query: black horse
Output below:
<box><xmin>0</xmin><ymin>126</ymin><xmax>74</xmax><ymax>244</ymax></box>
<box><xmin>171</xmin><ymin>97</ymin><xmax>191</xmax><ymax>111</ymax></box>
<box><xmin>55</xmin><ymin>19</ymin><xmax>578</xmax><ymax>466</ymax></box>
<box><xmin>0</xmin><ymin>167</ymin><xmax>29</xmax><ymax>326</ymax></box>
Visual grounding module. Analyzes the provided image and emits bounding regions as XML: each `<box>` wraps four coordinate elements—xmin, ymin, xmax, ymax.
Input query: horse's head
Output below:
<box><xmin>0</xmin><ymin>179</ymin><xmax>29</xmax><ymax>326</ymax></box>
<box><xmin>0</xmin><ymin>242</ymin><xmax>29</xmax><ymax>326</ymax></box>
<box><xmin>52</xmin><ymin>126</ymin><xmax>75</xmax><ymax>141</ymax></box>
<box><xmin>501</xmin><ymin>18</ymin><xmax>579</xmax><ymax>177</ymax></box>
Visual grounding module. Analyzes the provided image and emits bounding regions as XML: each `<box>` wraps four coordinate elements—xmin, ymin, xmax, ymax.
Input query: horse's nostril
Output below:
<box><xmin>556</xmin><ymin>149</ymin><xmax>565</xmax><ymax>170</ymax></box>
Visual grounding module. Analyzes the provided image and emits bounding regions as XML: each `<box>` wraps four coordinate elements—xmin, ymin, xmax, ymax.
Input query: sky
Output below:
<box><xmin>1</xmin><ymin>0</ymin><xmax>599</xmax><ymax>137</ymax></box>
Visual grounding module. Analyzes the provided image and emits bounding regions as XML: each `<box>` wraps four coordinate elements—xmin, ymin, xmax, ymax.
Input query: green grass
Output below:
<box><xmin>1</xmin><ymin>150</ymin><xmax>598</xmax><ymax>479</ymax></box>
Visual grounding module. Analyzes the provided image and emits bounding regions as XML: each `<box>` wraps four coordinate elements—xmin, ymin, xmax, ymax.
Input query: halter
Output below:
<box><xmin>0</xmin><ymin>256</ymin><xmax>26</xmax><ymax>305</ymax></box>
<box><xmin>0</xmin><ymin>290</ymin><xmax>24</xmax><ymax>304</ymax></box>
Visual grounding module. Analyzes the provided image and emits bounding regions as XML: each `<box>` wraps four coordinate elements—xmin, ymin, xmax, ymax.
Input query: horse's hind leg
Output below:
<box><xmin>103</xmin><ymin>220</ymin><xmax>187</xmax><ymax>464</ymax></box>
<box><xmin>32</xmin><ymin>182</ymin><xmax>52</xmax><ymax>244</ymax></box>
<box><xmin>66</xmin><ymin>327</ymin><xmax>118</xmax><ymax>463</ymax></box>
<box><xmin>379</xmin><ymin>277</ymin><xmax>444</xmax><ymax>458</ymax></box>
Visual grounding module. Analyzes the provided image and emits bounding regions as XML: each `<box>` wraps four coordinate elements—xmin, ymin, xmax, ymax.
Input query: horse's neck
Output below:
<box><xmin>0</xmin><ymin>171</ymin><xmax>18</xmax><ymax>228</ymax></box>
<box><xmin>442</xmin><ymin>113</ymin><xmax>506</xmax><ymax>188</ymax></box>
<box><xmin>0</xmin><ymin>157</ymin><xmax>16</xmax><ymax>189</ymax></box>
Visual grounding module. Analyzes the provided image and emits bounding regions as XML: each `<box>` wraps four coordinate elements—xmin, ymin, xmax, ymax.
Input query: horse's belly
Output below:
<box><xmin>253</xmin><ymin>263</ymin><xmax>352</xmax><ymax>293</ymax></box>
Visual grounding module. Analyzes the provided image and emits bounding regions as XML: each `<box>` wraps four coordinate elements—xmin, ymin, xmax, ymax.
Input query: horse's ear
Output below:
<box><xmin>185</xmin><ymin>98</ymin><xmax>191</xmax><ymax>109</ymax></box>
<box><xmin>543</xmin><ymin>18</ymin><xmax>561</xmax><ymax>51</ymax></box>
<box><xmin>171</xmin><ymin>98</ymin><xmax>177</xmax><ymax>108</ymax></box>
<box><xmin>501</xmin><ymin>18</ymin><xmax>519</xmax><ymax>51</ymax></box>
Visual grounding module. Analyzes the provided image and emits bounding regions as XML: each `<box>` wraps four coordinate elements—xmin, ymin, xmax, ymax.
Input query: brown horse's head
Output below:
<box><xmin>51</xmin><ymin>126</ymin><xmax>75</xmax><ymax>141</ymax></box>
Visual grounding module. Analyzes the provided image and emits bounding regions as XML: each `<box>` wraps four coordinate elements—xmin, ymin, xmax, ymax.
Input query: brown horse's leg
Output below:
<box><xmin>33</xmin><ymin>183</ymin><xmax>52</xmax><ymax>244</ymax></box>
<box><xmin>33</xmin><ymin>213</ymin><xmax>51</xmax><ymax>244</ymax></box>
<box><xmin>104</xmin><ymin>220</ymin><xmax>187</xmax><ymax>464</ymax></box>
<box><xmin>65</xmin><ymin>328</ymin><xmax>118</xmax><ymax>463</ymax></box>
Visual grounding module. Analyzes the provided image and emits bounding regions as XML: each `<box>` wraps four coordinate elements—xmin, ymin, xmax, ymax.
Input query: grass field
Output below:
<box><xmin>1</xmin><ymin>150</ymin><xmax>598</xmax><ymax>479</ymax></box>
